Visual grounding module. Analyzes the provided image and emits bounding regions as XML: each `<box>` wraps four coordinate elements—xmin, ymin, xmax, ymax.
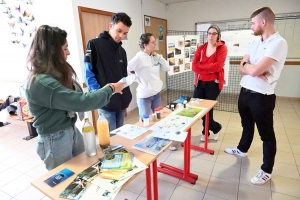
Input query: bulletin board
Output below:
<box><xmin>144</xmin><ymin>15</ymin><xmax>167</xmax><ymax>59</ymax></box>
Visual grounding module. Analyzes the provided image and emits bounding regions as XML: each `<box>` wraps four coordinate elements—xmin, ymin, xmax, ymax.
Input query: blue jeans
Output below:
<box><xmin>98</xmin><ymin>109</ymin><xmax>125</xmax><ymax>132</ymax></box>
<box><xmin>137</xmin><ymin>93</ymin><xmax>162</xmax><ymax>118</ymax></box>
<box><xmin>36</xmin><ymin>125</ymin><xmax>85</xmax><ymax>170</ymax></box>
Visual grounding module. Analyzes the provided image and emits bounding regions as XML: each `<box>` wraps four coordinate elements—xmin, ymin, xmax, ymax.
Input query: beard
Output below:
<box><xmin>253</xmin><ymin>27</ymin><xmax>263</xmax><ymax>36</ymax></box>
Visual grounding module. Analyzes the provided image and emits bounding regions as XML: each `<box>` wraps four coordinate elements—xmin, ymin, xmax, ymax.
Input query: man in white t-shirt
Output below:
<box><xmin>225</xmin><ymin>7</ymin><xmax>288</xmax><ymax>185</ymax></box>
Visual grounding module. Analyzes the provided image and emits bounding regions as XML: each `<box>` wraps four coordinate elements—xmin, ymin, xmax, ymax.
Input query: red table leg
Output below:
<box><xmin>182</xmin><ymin>112</ymin><xmax>215</xmax><ymax>154</ymax></box>
<box><xmin>145</xmin><ymin>167</ymin><xmax>152</xmax><ymax>200</ymax></box>
<box><xmin>152</xmin><ymin>160</ymin><xmax>158</xmax><ymax>200</ymax></box>
<box><xmin>157</xmin><ymin>128</ymin><xmax>198</xmax><ymax>184</ymax></box>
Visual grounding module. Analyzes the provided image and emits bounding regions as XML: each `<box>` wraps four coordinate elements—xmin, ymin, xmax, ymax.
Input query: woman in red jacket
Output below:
<box><xmin>192</xmin><ymin>25</ymin><xmax>228</xmax><ymax>142</ymax></box>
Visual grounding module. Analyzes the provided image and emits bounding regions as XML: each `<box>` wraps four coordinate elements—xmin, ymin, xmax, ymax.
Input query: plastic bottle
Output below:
<box><xmin>97</xmin><ymin>113</ymin><xmax>110</xmax><ymax>149</ymax></box>
<box><xmin>143</xmin><ymin>114</ymin><xmax>150</xmax><ymax>127</ymax></box>
<box><xmin>82</xmin><ymin>118</ymin><xmax>97</xmax><ymax>157</ymax></box>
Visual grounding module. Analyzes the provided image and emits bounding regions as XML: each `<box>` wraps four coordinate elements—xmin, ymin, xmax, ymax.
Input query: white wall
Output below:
<box><xmin>165</xmin><ymin>0</ymin><xmax>300</xmax><ymax>98</ymax></box>
<box><xmin>166</xmin><ymin>0</ymin><xmax>300</xmax><ymax>31</ymax></box>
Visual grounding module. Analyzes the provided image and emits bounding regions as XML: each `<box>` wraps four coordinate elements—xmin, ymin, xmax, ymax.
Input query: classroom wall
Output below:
<box><xmin>166</xmin><ymin>0</ymin><xmax>300</xmax><ymax>31</ymax></box>
<box><xmin>165</xmin><ymin>0</ymin><xmax>300</xmax><ymax>98</ymax></box>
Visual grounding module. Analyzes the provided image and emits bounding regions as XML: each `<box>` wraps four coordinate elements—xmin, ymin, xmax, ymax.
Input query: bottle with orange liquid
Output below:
<box><xmin>97</xmin><ymin>113</ymin><xmax>110</xmax><ymax>149</ymax></box>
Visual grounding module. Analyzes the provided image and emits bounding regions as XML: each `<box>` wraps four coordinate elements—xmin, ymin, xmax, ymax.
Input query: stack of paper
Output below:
<box><xmin>59</xmin><ymin>147</ymin><xmax>147</xmax><ymax>200</ymax></box>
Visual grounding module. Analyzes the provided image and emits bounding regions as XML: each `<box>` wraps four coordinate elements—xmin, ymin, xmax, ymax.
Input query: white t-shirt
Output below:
<box><xmin>240</xmin><ymin>32</ymin><xmax>288</xmax><ymax>94</ymax></box>
<box><xmin>127</xmin><ymin>51</ymin><xmax>170</xmax><ymax>98</ymax></box>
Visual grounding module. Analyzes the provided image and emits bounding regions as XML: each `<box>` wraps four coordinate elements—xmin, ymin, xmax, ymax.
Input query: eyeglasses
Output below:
<box><xmin>207</xmin><ymin>32</ymin><xmax>218</xmax><ymax>36</ymax></box>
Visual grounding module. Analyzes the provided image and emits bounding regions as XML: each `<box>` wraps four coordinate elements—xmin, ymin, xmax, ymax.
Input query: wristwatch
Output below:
<box><xmin>242</xmin><ymin>61</ymin><xmax>247</xmax><ymax>66</ymax></box>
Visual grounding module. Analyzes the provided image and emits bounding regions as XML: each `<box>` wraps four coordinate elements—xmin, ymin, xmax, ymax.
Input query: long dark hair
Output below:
<box><xmin>26</xmin><ymin>25</ymin><xmax>77</xmax><ymax>89</ymax></box>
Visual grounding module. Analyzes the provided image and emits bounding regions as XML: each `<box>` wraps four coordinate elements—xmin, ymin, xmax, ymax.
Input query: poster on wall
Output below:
<box><xmin>158</xmin><ymin>25</ymin><xmax>164</xmax><ymax>40</ymax></box>
<box><xmin>145</xmin><ymin>16</ymin><xmax>151</xmax><ymax>26</ymax></box>
<box><xmin>167</xmin><ymin>36</ymin><xmax>184</xmax><ymax>75</ymax></box>
<box><xmin>184</xmin><ymin>35</ymin><xmax>199</xmax><ymax>71</ymax></box>
<box><xmin>221</xmin><ymin>30</ymin><xmax>259</xmax><ymax>57</ymax></box>
<box><xmin>167</xmin><ymin>35</ymin><xmax>199</xmax><ymax>76</ymax></box>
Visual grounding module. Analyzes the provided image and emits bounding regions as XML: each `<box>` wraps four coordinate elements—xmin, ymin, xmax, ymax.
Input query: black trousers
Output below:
<box><xmin>193</xmin><ymin>81</ymin><xmax>222</xmax><ymax>135</ymax></box>
<box><xmin>237</xmin><ymin>89</ymin><xmax>276</xmax><ymax>174</ymax></box>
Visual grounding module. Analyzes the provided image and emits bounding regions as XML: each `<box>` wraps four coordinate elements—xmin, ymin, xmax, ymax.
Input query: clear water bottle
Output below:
<box><xmin>82</xmin><ymin>118</ymin><xmax>97</xmax><ymax>157</ymax></box>
<box><xmin>97</xmin><ymin>113</ymin><xmax>110</xmax><ymax>149</ymax></box>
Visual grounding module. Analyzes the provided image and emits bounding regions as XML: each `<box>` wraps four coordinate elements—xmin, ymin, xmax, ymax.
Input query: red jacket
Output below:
<box><xmin>192</xmin><ymin>41</ymin><xmax>228</xmax><ymax>90</ymax></box>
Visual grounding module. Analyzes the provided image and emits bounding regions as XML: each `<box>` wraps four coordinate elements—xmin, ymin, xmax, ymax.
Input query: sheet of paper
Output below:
<box><xmin>118</xmin><ymin>74</ymin><xmax>136</xmax><ymax>88</ymax></box>
<box><xmin>79</xmin><ymin>184</ymin><xmax>120</xmax><ymax>200</ymax></box>
<box><xmin>149</xmin><ymin>130</ymin><xmax>188</xmax><ymax>142</ymax></box>
<box><xmin>110</xmin><ymin>124</ymin><xmax>148</xmax><ymax>140</ymax></box>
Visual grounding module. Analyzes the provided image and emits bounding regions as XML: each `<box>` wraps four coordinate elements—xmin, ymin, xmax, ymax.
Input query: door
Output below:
<box><xmin>78</xmin><ymin>7</ymin><xmax>113</xmax><ymax>134</ymax></box>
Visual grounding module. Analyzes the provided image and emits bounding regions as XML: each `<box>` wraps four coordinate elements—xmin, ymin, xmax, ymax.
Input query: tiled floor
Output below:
<box><xmin>0</xmin><ymin>97</ymin><xmax>299</xmax><ymax>200</ymax></box>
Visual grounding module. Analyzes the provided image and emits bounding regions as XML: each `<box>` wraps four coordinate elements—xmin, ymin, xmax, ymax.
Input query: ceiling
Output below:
<box><xmin>155</xmin><ymin>0</ymin><xmax>197</xmax><ymax>5</ymax></box>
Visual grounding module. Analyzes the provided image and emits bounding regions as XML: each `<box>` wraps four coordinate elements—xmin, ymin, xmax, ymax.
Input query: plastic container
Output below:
<box><xmin>82</xmin><ymin>118</ymin><xmax>97</xmax><ymax>157</ymax></box>
<box><xmin>97</xmin><ymin>113</ymin><xmax>110</xmax><ymax>149</ymax></box>
<box><xmin>157</xmin><ymin>106</ymin><xmax>164</xmax><ymax>114</ymax></box>
<box><xmin>143</xmin><ymin>114</ymin><xmax>150</xmax><ymax>127</ymax></box>
<box><xmin>154</xmin><ymin>108</ymin><xmax>161</xmax><ymax>119</ymax></box>
<box><xmin>152</xmin><ymin>113</ymin><xmax>157</xmax><ymax>122</ymax></box>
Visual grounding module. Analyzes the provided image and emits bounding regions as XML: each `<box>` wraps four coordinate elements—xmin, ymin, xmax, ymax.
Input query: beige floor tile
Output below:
<box><xmin>247</xmin><ymin>146</ymin><xmax>263</xmax><ymax>159</ymax></box>
<box><xmin>287</xmin><ymin>135</ymin><xmax>300</xmax><ymax>145</ymax></box>
<box><xmin>157</xmin><ymin>170</ymin><xmax>180</xmax><ymax>184</ymax></box>
<box><xmin>224</xmin><ymin>127</ymin><xmax>242</xmax><ymax>136</ymax></box>
<box><xmin>140</xmin><ymin>179</ymin><xmax>177</xmax><ymax>199</ymax></box>
<box><xmin>229</xmin><ymin>114</ymin><xmax>241</xmax><ymax>122</ymax></box>
<box><xmin>238</xmin><ymin>183</ymin><xmax>272</xmax><ymax>200</ymax></box>
<box><xmin>14</xmin><ymin>186</ymin><xmax>45</xmax><ymax>200</ymax></box>
<box><xmin>203</xmin><ymin>194</ymin><xmax>227</xmax><ymax>200</ymax></box>
<box><xmin>170</xmin><ymin>186</ymin><xmax>205</xmax><ymax>200</ymax></box>
<box><xmin>115</xmin><ymin>189</ymin><xmax>139</xmax><ymax>200</ymax></box>
<box><xmin>278</xmin><ymin>107</ymin><xmax>297</xmax><ymax>113</ymax></box>
<box><xmin>0</xmin><ymin>174</ymin><xmax>32</xmax><ymax>196</ymax></box>
<box><xmin>274</xmin><ymin>121</ymin><xmax>285</xmax><ymax>128</ymax></box>
<box><xmin>0</xmin><ymin>190</ymin><xmax>12</xmax><ymax>200</ymax></box>
<box><xmin>276</xmin><ymin>134</ymin><xmax>289</xmax><ymax>143</ymax></box>
<box><xmin>273</xmin><ymin>162</ymin><xmax>300</xmax><ymax>180</ymax></box>
<box><xmin>177</xmin><ymin>170</ymin><xmax>210</xmax><ymax>193</ymax></box>
<box><xmin>239</xmin><ymin>168</ymin><xmax>271</xmax><ymax>190</ymax></box>
<box><xmin>124</xmin><ymin>173</ymin><xmax>146</xmax><ymax>194</ymax></box>
<box><xmin>285</xmin><ymin>128</ymin><xmax>300</xmax><ymax>136</ymax></box>
<box><xmin>284</xmin><ymin>122</ymin><xmax>300</xmax><ymax>130</ymax></box>
<box><xmin>197</xmin><ymin>140</ymin><xmax>222</xmax><ymax>152</ymax></box>
<box><xmin>222</xmin><ymin>134</ymin><xmax>242</xmax><ymax>144</ymax></box>
<box><xmin>277</xmin><ymin>141</ymin><xmax>292</xmax><ymax>153</ymax></box>
<box><xmin>216</xmin><ymin>150</ymin><xmax>242</xmax><ymax>167</ymax></box>
<box><xmin>227</xmin><ymin>121</ymin><xmax>242</xmax><ymax>129</ymax></box>
<box><xmin>211</xmin><ymin>162</ymin><xmax>240</xmax><ymax>182</ymax></box>
<box><xmin>274</xmin><ymin>126</ymin><xmax>286</xmax><ymax>135</ymax></box>
<box><xmin>241</xmin><ymin>156</ymin><xmax>262</xmax><ymax>171</ymax></box>
<box><xmin>272</xmin><ymin>192</ymin><xmax>300</xmax><ymax>200</ymax></box>
<box><xmin>291</xmin><ymin>144</ymin><xmax>300</xmax><ymax>155</ymax></box>
<box><xmin>136</xmin><ymin>196</ymin><xmax>147</xmax><ymax>200</ymax></box>
<box><xmin>206</xmin><ymin>177</ymin><xmax>239</xmax><ymax>200</ymax></box>
<box><xmin>193</xmin><ymin>150</ymin><xmax>219</xmax><ymax>162</ymax></box>
<box><xmin>280</xmin><ymin>113</ymin><xmax>300</xmax><ymax>121</ymax></box>
<box><xmin>271</xmin><ymin>175</ymin><xmax>300</xmax><ymax>198</ymax></box>
<box><xmin>219</xmin><ymin>141</ymin><xmax>239</xmax><ymax>151</ymax></box>
<box><xmin>275</xmin><ymin>151</ymin><xmax>296</xmax><ymax>165</ymax></box>
<box><xmin>190</xmin><ymin>157</ymin><xmax>215</xmax><ymax>175</ymax></box>
<box><xmin>294</xmin><ymin>154</ymin><xmax>300</xmax><ymax>166</ymax></box>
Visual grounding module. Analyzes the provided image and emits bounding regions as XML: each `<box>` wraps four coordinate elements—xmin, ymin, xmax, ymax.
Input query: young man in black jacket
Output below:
<box><xmin>84</xmin><ymin>12</ymin><xmax>132</xmax><ymax>132</ymax></box>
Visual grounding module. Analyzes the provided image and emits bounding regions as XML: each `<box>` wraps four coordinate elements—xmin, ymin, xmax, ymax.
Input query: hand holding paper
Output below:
<box><xmin>118</xmin><ymin>74</ymin><xmax>136</xmax><ymax>88</ymax></box>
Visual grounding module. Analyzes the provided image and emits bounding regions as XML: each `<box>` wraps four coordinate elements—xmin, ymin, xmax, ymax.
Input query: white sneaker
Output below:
<box><xmin>224</xmin><ymin>147</ymin><xmax>247</xmax><ymax>157</ymax></box>
<box><xmin>169</xmin><ymin>146</ymin><xmax>177</xmax><ymax>151</ymax></box>
<box><xmin>213</xmin><ymin>132</ymin><xmax>219</xmax><ymax>141</ymax></box>
<box><xmin>200</xmin><ymin>135</ymin><xmax>205</xmax><ymax>141</ymax></box>
<box><xmin>251</xmin><ymin>169</ymin><xmax>271</xmax><ymax>185</ymax></box>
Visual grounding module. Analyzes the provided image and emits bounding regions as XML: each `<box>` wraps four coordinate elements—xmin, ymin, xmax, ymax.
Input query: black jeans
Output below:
<box><xmin>193</xmin><ymin>81</ymin><xmax>222</xmax><ymax>135</ymax></box>
<box><xmin>237</xmin><ymin>89</ymin><xmax>276</xmax><ymax>174</ymax></box>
